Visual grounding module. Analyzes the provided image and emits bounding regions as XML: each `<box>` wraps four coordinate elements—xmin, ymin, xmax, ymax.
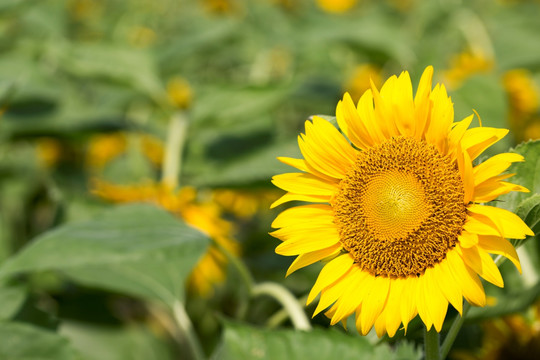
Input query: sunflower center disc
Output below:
<box><xmin>332</xmin><ymin>136</ymin><xmax>467</xmax><ymax>278</ymax></box>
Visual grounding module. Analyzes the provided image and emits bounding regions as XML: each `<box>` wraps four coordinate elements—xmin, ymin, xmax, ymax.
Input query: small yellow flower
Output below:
<box><xmin>503</xmin><ymin>69</ymin><xmax>539</xmax><ymax>117</ymax></box>
<box><xmin>86</xmin><ymin>133</ymin><xmax>127</xmax><ymax>170</ymax></box>
<box><xmin>92</xmin><ymin>180</ymin><xmax>239</xmax><ymax>297</ymax></box>
<box><xmin>167</xmin><ymin>77</ymin><xmax>193</xmax><ymax>110</ymax></box>
<box><xmin>316</xmin><ymin>0</ymin><xmax>358</xmax><ymax>13</ymax></box>
<box><xmin>36</xmin><ymin>138</ymin><xmax>63</xmax><ymax>168</ymax></box>
<box><xmin>271</xmin><ymin>66</ymin><xmax>533</xmax><ymax>337</ymax></box>
<box><xmin>443</xmin><ymin>51</ymin><xmax>494</xmax><ymax>89</ymax></box>
<box><xmin>212</xmin><ymin>189</ymin><xmax>281</xmax><ymax>219</ymax></box>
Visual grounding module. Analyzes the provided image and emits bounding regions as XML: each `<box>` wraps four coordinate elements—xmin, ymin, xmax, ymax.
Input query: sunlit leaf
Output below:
<box><xmin>0</xmin><ymin>205</ymin><xmax>209</xmax><ymax>306</ymax></box>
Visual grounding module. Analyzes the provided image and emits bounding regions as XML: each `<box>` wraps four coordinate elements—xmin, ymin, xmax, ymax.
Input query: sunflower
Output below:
<box><xmin>270</xmin><ymin>66</ymin><xmax>534</xmax><ymax>337</ymax></box>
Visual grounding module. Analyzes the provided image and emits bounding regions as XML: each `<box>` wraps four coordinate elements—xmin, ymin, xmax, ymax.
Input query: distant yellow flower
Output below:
<box><xmin>212</xmin><ymin>189</ymin><xmax>281</xmax><ymax>219</ymax></box>
<box><xmin>128</xmin><ymin>26</ymin><xmax>157</xmax><ymax>48</ymax></box>
<box><xmin>85</xmin><ymin>132</ymin><xmax>164</xmax><ymax>171</ymax></box>
<box><xmin>92</xmin><ymin>180</ymin><xmax>239</xmax><ymax>297</ymax></box>
<box><xmin>201</xmin><ymin>0</ymin><xmax>237</xmax><ymax>14</ymax></box>
<box><xmin>167</xmin><ymin>77</ymin><xmax>193</xmax><ymax>110</ymax></box>
<box><xmin>86</xmin><ymin>133</ymin><xmax>127</xmax><ymax>170</ymax></box>
<box><xmin>271</xmin><ymin>66</ymin><xmax>533</xmax><ymax>337</ymax></box>
<box><xmin>443</xmin><ymin>51</ymin><xmax>494</xmax><ymax>89</ymax></box>
<box><xmin>503</xmin><ymin>69</ymin><xmax>540</xmax><ymax>141</ymax></box>
<box><xmin>343</xmin><ymin>64</ymin><xmax>382</xmax><ymax>103</ymax></box>
<box><xmin>524</xmin><ymin>120</ymin><xmax>540</xmax><ymax>140</ymax></box>
<box><xmin>503</xmin><ymin>69</ymin><xmax>539</xmax><ymax>117</ymax></box>
<box><xmin>316</xmin><ymin>0</ymin><xmax>358</xmax><ymax>13</ymax></box>
<box><xmin>36</xmin><ymin>138</ymin><xmax>63</xmax><ymax>168</ymax></box>
<box><xmin>140</xmin><ymin>134</ymin><xmax>165</xmax><ymax>167</ymax></box>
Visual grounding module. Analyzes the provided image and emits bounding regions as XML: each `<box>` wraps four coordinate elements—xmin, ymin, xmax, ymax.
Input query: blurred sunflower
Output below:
<box><xmin>316</xmin><ymin>0</ymin><xmax>358</xmax><ymax>13</ymax></box>
<box><xmin>271</xmin><ymin>66</ymin><xmax>533</xmax><ymax>337</ymax></box>
<box><xmin>92</xmin><ymin>180</ymin><xmax>240</xmax><ymax>297</ymax></box>
<box><xmin>452</xmin><ymin>304</ymin><xmax>540</xmax><ymax>360</ymax></box>
<box><xmin>443</xmin><ymin>51</ymin><xmax>494</xmax><ymax>89</ymax></box>
<box><xmin>212</xmin><ymin>188</ymin><xmax>281</xmax><ymax>219</ymax></box>
<box><xmin>502</xmin><ymin>69</ymin><xmax>540</xmax><ymax>141</ymax></box>
<box><xmin>85</xmin><ymin>132</ymin><xmax>164</xmax><ymax>171</ymax></box>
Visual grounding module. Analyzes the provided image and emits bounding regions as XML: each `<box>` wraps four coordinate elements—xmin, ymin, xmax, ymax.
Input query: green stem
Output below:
<box><xmin>424</xmin><ymin>326</ymin><xmax>441</xmax><ymax>360</ymax></box>
<box><xmin>162</xmin><ymin>112</ymin><xmax>188</xmax><ymax>189</ymax></box>
<box><xmin>172</xmin><ymin>301</ymin><xmax>205</xmax><ymax>360</ymax></box>
<box><xmin>440</xmin><ymin>302</ymin><xmax>471</xmax><ymax>359</ymax></box>
<box><xmin>252</xmin><ymin>282</ymin><xmax>312</xmax><ymax>331</ymax></box>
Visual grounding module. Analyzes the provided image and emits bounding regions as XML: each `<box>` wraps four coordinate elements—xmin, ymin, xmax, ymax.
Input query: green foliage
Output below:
<box><xmin>0</xmin><ymin>322</ymin><xmax>81</xmax><ymax>360</ymax></box>
<box><xmin>213</xmin><ymin>322</ymin><xmax>422</xmax><ymax>360</ymax></box>
<box><xmin>0</xmin><ymin>204</ymin><xmax>209</xmax><ymax>306</ymax></box>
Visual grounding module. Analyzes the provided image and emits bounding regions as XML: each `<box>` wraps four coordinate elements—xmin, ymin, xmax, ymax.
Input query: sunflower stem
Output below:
<box><xmin>172</xmin><ymin>301</ymin><xmax>205</xmax><ymax>360</ymax></box>
<box><xmin>424</xmin><ymin>326</ymin><xmax>441</xmax><ymax>360</ymax></box>
<box><xmin>162</xmin><ymin>112</ymin><xmax>188</xmax><ymax>189</ymax></box>
<box><xmin>251</xmin><ymin>282</ymin><xmax>312</xmax><ymax>331</ymax></box>
<box><xmin>440</xmin><ymin>302</ymin><xmax>471</xmax><ymax>359</ymax></box>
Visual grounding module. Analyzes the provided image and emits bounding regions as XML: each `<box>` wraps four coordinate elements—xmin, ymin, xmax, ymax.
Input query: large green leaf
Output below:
<box><xmin>0</xmin><ymin>205</ymin><xmax>209</xmax><ymax>306</ymax></box>
<box><xmin>0</xmin><ymin>322</ymin><xmax>81</xmax><ymax>360</ymax></box>
<box><xmin>212</xmin><ymin>322</ymin><xmax>421</xmax><ymax>360</ymax></box>
<box><xmin>496</xmin><ymin>140</ymin><xmax>540</xmax><ymax>213</ymax></box>
<box><xmin>0</xmin><ymin>281</ymin><xmax>27</xmax><ymax>320</ymax></box>
<box><xmin>59</xmin><ymin>321</ymin><xmax>174</xmax><ymax>360</ymax></box>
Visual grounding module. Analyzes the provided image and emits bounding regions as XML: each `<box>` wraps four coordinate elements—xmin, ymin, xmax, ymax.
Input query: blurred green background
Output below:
<box><xmin>1</xmin><ymin>0</ymin><xmax>540</xmax><ymax>359</ymax></box>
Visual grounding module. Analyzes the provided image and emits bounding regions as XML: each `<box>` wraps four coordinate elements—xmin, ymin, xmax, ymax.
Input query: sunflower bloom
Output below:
<box><xmin>271</xmin><ymin>66</ymin><xmax>534</xmax><ymax>337</ymax></box>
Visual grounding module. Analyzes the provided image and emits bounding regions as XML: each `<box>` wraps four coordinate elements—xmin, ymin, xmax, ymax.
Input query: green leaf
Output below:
<box><xmin>0</xmin><ymin>205</ymin><xmax>209</xmax><ymax>306</ymax></box>
<box><xmin>59</xmin><ymin>321</ymin><xmax>174</xmax><ymax>360</ymax></box>
<box><xmin>452</xmin><ymin>75</ymin><xmax>510</xmax><ymax>157</ymax></box>
<box><xmin>0</xmin><ymin>281</ymin><xmax>27</xmax><ymax>320</ymax></box>
<box><xmin>516</xmin><ymin>194</ymin><xmax>540</xmax><ymax>239</ymax></box>
<box><xmin>212</xmin><ymin>322</ymin><xmax>421</xmax><ymax>360</ymax></box>
<box><xmin>188</xmin><ymin>140</ymin><xmax>300</xmax><ymax>187</ymax></box>
<box><xmin>466</xmin><ymin>281</ymin><xmax>540</xmax><ymax>322</ymax></box>
<box><xmin>0</xmin><ymin>322</ymin><xmax>81</xmax><ymax>360</ymax></box>
<box><xmin>496</xmin><ymin>140</ymin><xmax>540</xmax><ymax>213</ymax></box>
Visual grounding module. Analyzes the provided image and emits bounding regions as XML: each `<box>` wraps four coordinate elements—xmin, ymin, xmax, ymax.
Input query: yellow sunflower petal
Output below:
<box><xmin>448</xmin><ymin>114</ymin><xmax>474</xmax><ymax>160</ymax></box>
<box><xmin>434</xmin><ymin>259</ymin><xmax>463</xmax><ymax>314</ymax></box>
<box><xmin>474</xmin><ymin>177</ymin><xmax>529</xmax><ymax>203</ymax></box>
<box><xmin>272</xmin><ymin>172</ymin><xmax>338</xmax><ymax>197</ymax></box>
<box><xmin>400</xmin><ymin>276</ymin><xmax>419</xmax><ymax>332</ymax></box>
<box><xmin>425</xmin><ymin>84</ymin><xmax>453</xmax><ymax>153</ymax></box>
<box><xmin>458</xmin><ymin>231</ymin><xmax>479</xmax><ymax>248</ymax></box>
<box><xmin>277</xmin><ymin>157</ymin><xmax>308</xmax><ymax>172</ymax></box>
<box><xmin>457</xmin><ymin>145</ymin><xmax>475</xmax><ymax>203</ymax></box>
<box><xmin>446</xmin><ymin>250</ymin><xmax>486</xmax><ymax>306</ymax></box>
<box><xmin>307</xmin><ymin>254</ymin><xmax>355</xmax><ymax>305</ymax></box>
<box><xmin>383</xmin><ymin>279</ymin><xmax>406</xmax><ymax>337</ymax></box>
<box><xmin>477</xmin><ymin>235</ymin><xmax>522</xmax><ymax>273</ymax></box>
<box><xmin>459</xmin><ymin>245</ymin><xmax>504</xmax><ymax>287</ymax></box>
<box><xmin>272</xmin><ymin>204</ymin><xmax>334</xmax><ymax>229</ymax></box>
<box><xmin>358</xmin><ymin>276</ymin><xmax>390</xmax><ymax>335</ymax></box>
<box><xmin>299</xmin><ymin>117</ymin><xmax>357</xmax><ymax>179</ymax></box>
<box><xmin>275</xmin><ymin>228</ymin><xmax>340</xmax><ymax>255</ymax></box>
<box><xmin>270</xmin><ymin>192</ymin><xmax>330</xmax><ymax>208</ymax></box>
<box><xmin>286</xmin><ymin>245</ymin><xmax>341</xmax><ymax>277</ymax></box>
<box><xmin>314</xmin><ymin>267</ymin><xmax>357</xmax><ymax>316</ymax></box>
<box><xmin>468</xmin><ymin>204</ymin><xmax>534</xmax><ymax>239</ymax></box>
<box><xmin>461</xmin><ymin>127</ymin><xmax>509</xmax><ymax>161</ymax></box>
<box><xmin>473</xmin><ymin>153</ymin><xmax>525</xmax><ymax>186</ymax></box>
<box><xmin>423</xmin><ymin>268</ymin><xmax>448</xmax><ymax>332</ymax></box>
<box><xmin>413</xmin><ymin>66</ymin><xmax>434</xmax><ymax>140</ymax></box>
<box><xmin>356</xmin><ymin>89</ymin><xmax>387</xmax><ymax>144</ymax></box>
<box><xmin>330</xmin><ymin>269</ymin><xmax>369</xmax><ymax>325</ymax></box>
<box><xmin>336</xmin><ymin>93</ymin><xmax>373</xmax><ymax>149</ymax></box>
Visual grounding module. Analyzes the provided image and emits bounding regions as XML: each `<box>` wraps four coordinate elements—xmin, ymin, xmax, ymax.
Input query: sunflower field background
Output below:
<box><xmin>0</xmin><ymin>0</ymin><xmax>540</xmax><ymax>359</ymax></box>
